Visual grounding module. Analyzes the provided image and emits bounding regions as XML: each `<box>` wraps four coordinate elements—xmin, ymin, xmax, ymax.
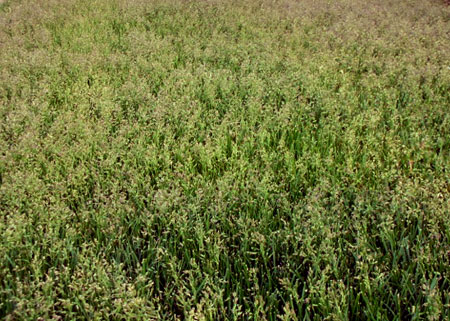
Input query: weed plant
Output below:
<box><xmin>1</xmin><ymin>0</ymin><xmax>449</xmax><ymax>319</ymax></box>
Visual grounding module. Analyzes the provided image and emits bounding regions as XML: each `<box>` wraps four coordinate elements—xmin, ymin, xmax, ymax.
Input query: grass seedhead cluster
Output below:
<box><xmin>1</xmin><ymin>0</ymin><xmax>449</xmax><ymax>320</ymax></box>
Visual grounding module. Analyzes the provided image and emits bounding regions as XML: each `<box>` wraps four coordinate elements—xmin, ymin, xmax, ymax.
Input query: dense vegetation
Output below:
<box><xmin>1</xmin><ymin>0</ymin><xmax>449</xmax><ymax>319</ymax></box>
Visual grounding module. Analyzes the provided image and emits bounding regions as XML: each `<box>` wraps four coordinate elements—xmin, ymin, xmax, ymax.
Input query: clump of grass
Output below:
<box><xmin>1</xmin><ymin>0</ymin><xmax>449</xmax><ymax>319</ymax></box>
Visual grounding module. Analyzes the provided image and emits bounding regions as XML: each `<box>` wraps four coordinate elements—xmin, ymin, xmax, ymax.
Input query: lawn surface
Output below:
<box><xmin>1</xmin><ymin>0</ymin><xmax>449</xmax><ymax>320</ymax></box>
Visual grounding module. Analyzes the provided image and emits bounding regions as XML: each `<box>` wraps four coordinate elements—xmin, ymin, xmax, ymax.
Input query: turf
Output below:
<box><xmin>1</xmin><ymin>0</ymin><xmax>449</xmax><ymax>320</ymax></box>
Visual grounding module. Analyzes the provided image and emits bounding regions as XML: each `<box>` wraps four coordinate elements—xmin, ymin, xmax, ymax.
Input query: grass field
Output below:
<box><xmin>1</xmin><ymin>0</ymin><xmax>449</xmax><ymax>319</ymax></box>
